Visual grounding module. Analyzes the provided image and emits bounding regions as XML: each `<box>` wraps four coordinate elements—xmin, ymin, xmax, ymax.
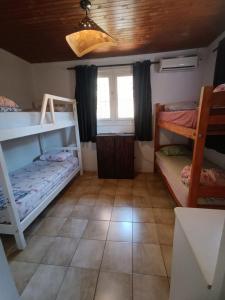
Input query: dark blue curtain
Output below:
<box><xmin>205</xmin><ymin>38</ymin><xmax>225</xmax><ymax>154</ymax></box>
<box><xmin>133</xmin><ymin>60</ymin><xmax>152</xmax><ymax>141</ymax></box>
<box><xmin>75</xmin><ymin>65</ymin><xmax>97</xmax><ymax>142</ymax></box>
<box><xmin>213</xmin><ymin>38</ymin><xmax>225</xmax><ymax>86</ymax></box>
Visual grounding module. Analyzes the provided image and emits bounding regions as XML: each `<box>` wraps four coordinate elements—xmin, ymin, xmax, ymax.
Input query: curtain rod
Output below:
<box><xmin>67</xmin><ymin>61</ymin><xmax>160</xmax><ymax>70</ymax></box>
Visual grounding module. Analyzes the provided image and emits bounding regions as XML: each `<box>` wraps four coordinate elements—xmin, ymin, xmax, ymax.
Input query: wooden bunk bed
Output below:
<box><xmin>154</xmin><ymin>86</ymin><xmax>225</xmax><ymax>208</ymax></box>
<box><xmin>0</xmin><ymin>94</ymin><xmax>83</xmax><ymax>249</ymax></box>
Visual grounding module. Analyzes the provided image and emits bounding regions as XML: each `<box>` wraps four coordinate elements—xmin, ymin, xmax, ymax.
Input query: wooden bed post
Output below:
<box><xmin>154</xmin><ymin>103</ymin><xmax>161</xmax><ymax>172</ymax></box>
<box><xmin>0</xmin><ymin>143</ymin><xmax>26</xmax><ymax>249</ymax></box>
<box><xmin>187</xmin><ymin>86</ymin><xmax>213</xmax><ymax>207</ymax></box>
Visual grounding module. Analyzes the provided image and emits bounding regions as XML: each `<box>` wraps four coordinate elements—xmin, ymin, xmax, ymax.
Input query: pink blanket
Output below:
<box><xmin>181</xmin><ymin>165</ymin><xmax>225</xmax><ymax>186</ymax></box>
<box><xmin>159</xmin><ymin>110</ymin><xmax>198</xmax><ymax>128</ymax></box>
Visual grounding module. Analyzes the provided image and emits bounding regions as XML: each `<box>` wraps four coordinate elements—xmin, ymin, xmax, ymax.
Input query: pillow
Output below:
<box><xmin>160</xmin><ymin>145</ymin><xmax>190</xmax><ymax>156</ymax></box>
<box><xmin>213</xmin><ymin>84</ymin><xmax>225</xmax><ymax>93</ymax></box>
<box><xmin>164</xmin><ymin>101</ymin><xmax>197</xmax><ymax>112</ymax></box>
<box><xmin>0</xmin><ymin>106</ymin><xmax>22</xmax><ymax>112</ymax></box>
<box><xmin>181</xmin><ymin>165</ymin><xmax>225</xmax><ymax>186</ymax></box>
<box><xmin>0</xmin><ymin>96</ymin><xmax>18</xmax><ymax>108</ymax></box>
<box><xmin>40</xmin><ymin>150</ymin><xmax>73</xmax><ymax>162</ymax></box>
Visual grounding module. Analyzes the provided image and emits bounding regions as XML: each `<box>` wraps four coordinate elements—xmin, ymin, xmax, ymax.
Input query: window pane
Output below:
<box><xmin>117</xmin><ymin>76</ymin><xmax>134</xmax><ymax>118</ymax></box>
<box><xmin>97</xmin><ymin>77</ymin><xmax>110</xmax><ymax>119</ymax></box>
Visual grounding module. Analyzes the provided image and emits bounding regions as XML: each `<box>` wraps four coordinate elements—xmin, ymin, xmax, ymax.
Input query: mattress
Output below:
<box><xmin>159</xmin><ymin>110</ymin><xmax>198</xmax><ymax>128</ymax></box>
<box><xmin>156</xmin><ymin>151</ymin><xmax>225</xmax><ymax>207</ymax></box>
<box><xmin>0</xmin><ymin>157</ymin><xmax>79</xmax><ymax>223</ymax></box>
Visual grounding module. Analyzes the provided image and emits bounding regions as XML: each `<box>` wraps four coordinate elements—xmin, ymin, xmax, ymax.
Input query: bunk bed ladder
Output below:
<box><xmin>187</xmin><ymin>87</ymin><xmax>213</xmax><ymax>207</ymax></box>
<box><xmin>154</xmin><ymin>103</ymin><xmax>163</xmax><ymax>172</ymax></box>
<box><xmin>0</xmin><ymin>143</ymin><xmax>26</xmax><ymax>249</ymax></box>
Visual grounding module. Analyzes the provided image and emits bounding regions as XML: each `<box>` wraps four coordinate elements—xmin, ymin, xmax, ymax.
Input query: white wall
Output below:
<box><xmin>31</xmin><ymin>49</ymin><xmax>205</xmax><ymax>103</ymax></box>
<box><xmin>0</xmin><ymin>49</ymin><xmax>77</xmax><ymax>172</ymax></box>
<box><xmin>0</xmin><ymin>49</ymin><xmax>38</xmax><ymax>172</ymax></box>
<box><xmin>31</xmin><ymin>48</ymin><xmax>205</xmax><ymax>172</ymax></box>
<box><xmin>2</xmin><ymin>42</ymin><xmax>220</xmax><ymax>173</ymax></box>
<box><xmin>0</xmin><ymin>49</ymin><xmax>33</xmax><ymax>109</ymax></box>
<box><xmin>1</xmin><ymin>41</ymin><xmax>220</xmax><ymax>173</ymax></box>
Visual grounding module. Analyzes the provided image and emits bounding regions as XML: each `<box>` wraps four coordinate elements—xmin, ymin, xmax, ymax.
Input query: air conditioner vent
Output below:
<box><xmin>159</xmin><ymin>56</ymin><xmax>198</xmax><ymax>72</ymax></box>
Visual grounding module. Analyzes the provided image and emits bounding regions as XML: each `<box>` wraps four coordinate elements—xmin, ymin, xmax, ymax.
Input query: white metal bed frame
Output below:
<box><xmin>0</xmin><ymin>94</ymin><xmax>83</xmax><ymax>249</ymax></box>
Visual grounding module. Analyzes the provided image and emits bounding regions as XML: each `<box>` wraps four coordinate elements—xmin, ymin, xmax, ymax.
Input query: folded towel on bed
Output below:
<box><xmin>181</xmin><ymin>165</ymin><xmax>225</xmax><ymax>186</ymax></box>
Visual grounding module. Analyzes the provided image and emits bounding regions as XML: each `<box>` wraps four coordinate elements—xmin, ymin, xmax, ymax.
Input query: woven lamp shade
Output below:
<box><xmin>66</xmin><ymin>16</ymin><xmax>116</xmax><ymax>57</ymax></box>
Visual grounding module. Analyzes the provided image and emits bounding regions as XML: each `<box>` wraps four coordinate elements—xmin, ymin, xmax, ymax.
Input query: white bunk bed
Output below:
<box><xmin>0</xmin><ymin>94</ymin><xmax>83</xmax><ymax>249</ymax></box>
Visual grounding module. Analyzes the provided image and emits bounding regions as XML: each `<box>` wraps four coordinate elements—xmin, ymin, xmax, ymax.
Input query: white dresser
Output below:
<box><xmin>169</xmin><ymin>208</ymin><xmax>225</xmax><ymax>300</ymax></box>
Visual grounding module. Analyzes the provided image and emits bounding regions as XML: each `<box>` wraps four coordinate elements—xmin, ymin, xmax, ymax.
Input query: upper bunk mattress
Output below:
<box><xmin>159</xmin><ymin>110</ymin><xmax>198</xmax><ymax>128</ymax></box>
<box><xmin>0</xmin><ymin>156</ymin><xmax>79</xmax><ymax>223</ymax></box>
<box><xmin>0</xmin><ymin>112</ymin><xmax>76</xmax><ymax>142</ymax></box>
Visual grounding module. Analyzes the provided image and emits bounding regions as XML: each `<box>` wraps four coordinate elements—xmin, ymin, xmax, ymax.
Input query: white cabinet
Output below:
<box><xmin>169</xmin><ymin>208</ymin><xmax>225</xmax><ymax>300</ymax></box>
<box><xmin>0</xmin><ymin>240</ymin><xmax>19</xmax><ymax>300</ymax></box>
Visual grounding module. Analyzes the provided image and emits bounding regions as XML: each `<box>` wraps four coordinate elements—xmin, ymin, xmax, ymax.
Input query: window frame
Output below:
<box><xmin>116</xmin><ymin>74</ymin><xmax>134</xmax><ymax>120</ymax></box>
<box><xmin>97</xmin><ymin>66</ymin><xmax>134</xmax><ymax>122</ymax></box>
<box><xmin>97</xmin><ymin>76</ymin><xmax>111</xmax><ymax>120</ymax></box>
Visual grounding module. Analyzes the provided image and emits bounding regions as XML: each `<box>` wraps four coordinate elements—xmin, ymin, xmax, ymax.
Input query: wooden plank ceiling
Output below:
<box><xmin>0</xmin><ymin>0</ymin><xmax>225</xmax><ymax>63</ymax></box>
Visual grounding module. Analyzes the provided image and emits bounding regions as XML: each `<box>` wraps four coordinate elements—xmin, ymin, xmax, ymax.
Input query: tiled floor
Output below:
<box><xmin>2</xmin><ymin>172</ymin><xmax>176</xmax><ymax>300</ymax></box>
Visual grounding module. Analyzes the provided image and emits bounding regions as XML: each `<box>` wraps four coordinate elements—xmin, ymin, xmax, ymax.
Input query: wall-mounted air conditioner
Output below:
<box><xmin>159</xmin><ymin>56</ymin><xmax>198</xmax><ymax>72</ymax></box>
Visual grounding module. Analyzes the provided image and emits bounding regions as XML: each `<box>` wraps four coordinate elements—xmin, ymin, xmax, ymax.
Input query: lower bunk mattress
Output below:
<box><xmin>0</xmin><ymin>157</ymin><xmax>79</xmax><ymax>223</ymax></box>
<box><xmin>156</xmin><ymin>151</ymin><xmax>225</xmax><ymax>207</ymax></box>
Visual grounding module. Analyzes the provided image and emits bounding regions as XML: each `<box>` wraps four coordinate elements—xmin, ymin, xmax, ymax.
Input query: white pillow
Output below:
<box><xmin>0</xmin><ymin>96</ymin><xmax>19</xmax><ymax>107</ymax></box>
<box><xmin>164</xmin><ymin>101</ymin><xmax>197</xmax><ymax>112</ymax></box>
<box><xmin>40</xmin><ymin>150</ymin><xmax>73</xmax><ymax>162</ymax></box>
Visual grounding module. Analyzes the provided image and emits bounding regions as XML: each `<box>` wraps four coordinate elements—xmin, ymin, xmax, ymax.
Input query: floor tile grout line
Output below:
<box><xmin>15</xmin><ymin>261</ymin><xmax>39</xmax><ymax>296</ymax></box>
<box><xmin>53</xmin><ymin>263</ymin><xmax>71</xmax><ymax>300</ymax></box>
<box><xmin>12</xmin><ymin>259</ymin><xmax>169</xmax><ymax>278</ymax></box>
<box><xmin>50</xmin><ymin>202</ymin><xmax>88</xmax><ymax>300</ymax></box>
<box><xmin>67</xmin><ymin>236</ymin><xmax>82</xmax><ymax>267</ymax></box>
<box><xmin>16</xmin><ymin>222</ymin><xmax>84</xmax><ymax>296</ymax></box>
<box><xmin>131</xmin><ymin>208</ymin><xmax>134</xmax><ymax>300</ymax></box>
<box><xmin>6</xmin><ymin>174</ymin><xmax>176</xmax><ymax>299</ymax></box>
<box><xmin>92</xmin><ymin>206</ymin><xmax>113</xmax><ymax>300</ymax></box>
<box><xmin>159</xmin><ymin>242</ymin><xmax>171</xmax><ymax>287</ymax></box>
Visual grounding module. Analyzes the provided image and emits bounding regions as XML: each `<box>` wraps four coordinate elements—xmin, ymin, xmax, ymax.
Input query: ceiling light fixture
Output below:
<box><xmin>65</xmin><ymin>0</ymin><xmax>116</xmax><ymax>57</ymax></box>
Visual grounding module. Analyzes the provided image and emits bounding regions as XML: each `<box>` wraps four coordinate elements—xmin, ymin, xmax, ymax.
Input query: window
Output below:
<box><xmin>97</xmin><ymin>77</ymin><xmax>110</xmax><ymax>119</ymax></box>
<box><xmin>117</xmin><ymin>76</ymin><xmax>134</xmax><ymax>119</ymax></box>
<box><xmin>97</xmin><ymin>66</ymin><xmax>134</xmax><ymax>134</ymax></box>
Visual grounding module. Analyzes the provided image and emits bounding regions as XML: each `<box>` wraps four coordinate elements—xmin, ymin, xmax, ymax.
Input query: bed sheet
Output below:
<box><xmin>159</xmin><ymin>110</ymin><xmax>198</xmax><ymax>128</ymax></box>
<box><xmin>0</xmin><ymin>157</ymin><xmax>79</xmax><ymax>223</ymax></box>
<box><xmin>156</xmin><ymin>151</ymin><xmax>225</xmax><ymax>207</ymax></box>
